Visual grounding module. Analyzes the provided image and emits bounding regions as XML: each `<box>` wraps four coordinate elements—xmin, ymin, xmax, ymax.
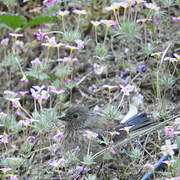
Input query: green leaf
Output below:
<box><xmin>26</xmin><ymin>75</ymin><xmax>36</xmax><ymax>80</ymax></box>
<box><xmin>0</xmin><ymin>13</ymin><xmax>26</xmax><ymax>30</ymax></box>
<box><xmin>23</xmin><ymin>16</ymin><xmax>57</xmax><ymax>29</ymax></box>
<box><xmin>21</xmin><ymin>142</ymin><xmax>32</xmax><ymax>153</ymax></box>
<box><xmin>83</xmin><ymin>154</ymin><xmax>96</xmax><ymax>166</ymax></box>
<box><xmin>0</xmin><ymin>157</ymin><xmax>25</xmax><ymax>168</ymax></box>
<box><xmin>48</xmin><ymin>73</ymin><xmax>58</xmax><ymax>80</ymax></box>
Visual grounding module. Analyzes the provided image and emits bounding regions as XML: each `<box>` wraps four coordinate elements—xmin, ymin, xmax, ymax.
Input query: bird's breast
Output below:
<box><xmin>61</xmin><ymin>128</ymin><xmax>102</xmax><ymax>157</ymax></box>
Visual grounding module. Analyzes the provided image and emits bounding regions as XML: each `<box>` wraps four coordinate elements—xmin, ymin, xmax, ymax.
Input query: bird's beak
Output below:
<box><xmin>57</xmin><ymin>115</ymin><xmax>68</xmax><ymax>121</ymax></box>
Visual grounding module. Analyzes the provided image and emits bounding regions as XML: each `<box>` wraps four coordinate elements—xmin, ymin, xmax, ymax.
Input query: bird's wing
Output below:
<box><xmin>122</xmin><ymin>112</ymin><xmax>153</xmax><ymax>131</ymax></box>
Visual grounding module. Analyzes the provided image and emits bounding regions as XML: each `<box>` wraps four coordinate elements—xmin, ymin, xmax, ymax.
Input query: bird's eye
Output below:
<box><xmin>73</xmin><ymin>113</ymin><xmax>79</xmax><ymax>119</ymax></box>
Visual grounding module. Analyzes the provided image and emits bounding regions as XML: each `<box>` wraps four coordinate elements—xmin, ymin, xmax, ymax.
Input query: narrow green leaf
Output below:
<box><xmin>48</xmin><ymin>73</ymin><xmax>58</xmax><ymax>80</ymax></box>
<box><xmin>23</xmin><ymin>16</ymin><xmax>57</xmax><ymax>29</ymax></box>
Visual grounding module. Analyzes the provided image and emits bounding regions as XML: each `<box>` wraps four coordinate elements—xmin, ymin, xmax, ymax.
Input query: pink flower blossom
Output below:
<box><xmin>57</xmin><ymin>10</ymin><xmax>69</xmax><ymax>16</ymax></box>
<box><xmin>49</xmin><ymin>158</ymin><xmax>65</xmax><ymax>168</ymax></box>
<box><xmin>119</xmin><ymin>1</ymin><xmax>130</xmax><ymax>9</ymax></box>
<box><xmin>30</xmin><ymin>86</ymin><xmax>49</xmax><ymax>102</ymax></box>
<box><xmin>104</xmin><ymin>2</ymin><xmax>121</xmax><ymax>12</ymax></box>
<box><xmin>0</xmin><ymin>133</ymin><xmax>9</xmax><ymax>144</ymax></box>
<box><xmin>174</xmin><ymin>118</ymin><xmax>180</xmax><ymax>125</ymax></box>
<box><xmin>151</xmin><ymin>52</ymin><xmax>163</xmax><ymax>58</ymax></box>
<box><xmin>145</xmin><ymin>3</ymin><xmax>160</xmax><ymax>11</ymax></box>
<box><xmin>43</xmin><ymin>0</ymin><xmax>56</xmax><ymax>6</ymax></box>
<box><xmin>163</xmin><ymin>160</ymin><xmax>176</xmax><ymax>166</ymax></box>
<box><xmin>42</xmin><ymin>36</ymin><xmax>57</xmax><ymax>48</ymax></box>
<box><xmin>6</xmin><ymin>174</ymin><xmax>19</xmax><ymax>180</ymax></box>
<box><xmin>73</xmin><ymin>9</ymin><xmax>86</xmax><ymax>16</ymax></box>
<box><xmin>100</xmin><ymin>20</ymin><xmax>116</xmax><ymax>28</ymax></box>
<box><xmin>83</xmin><ymin>130</ymin><xmax>98</xmax><ymax>140</ymax></box>
<box><xmin>31</xmin><ymin>58</ymin><xmax>41</xmax><ymax>65</ymax></box>
<box><xmin>26</xmin><ymin>136</ymin><xmax>36</xmax><ymax>142</ymax></box>
<box><xmin>57</xmin><ymin>57</ymin><xmax>78</xmax><ymax>62</ymax></box>
<box><xmin>0</xmin><ymin>168</ymin><xmax>12</xmax><ymax>173</ymax></box>
<box><xmin>93</xmin><ymin>63</ymin><xmax>107</xmax><ymax>75</ymax></box>
<box><xmin>91</xmin><ymin>21</ymin><xmax>101</xmax><ymax>27</ymax></box>
<box><xmin>0</xmin><ymin>38</ymin><xmax>9</xmax><ymax>46</ymax></box>
<box><xmin>120</xmin><ymin>84</ymin><xmax>134</xmax><ymax>96</ymax></box>
<box><xmin>18</xmin><ymin>118</ymin><xmax>36</xmax><ymax>127</ymax></box>
<box><xmin>164</xmin><ymin>57</ymin><xmax>178</xmax><ymax>62</ymax></box>
<box><xmin>75</xmin><ymin>40</ymin><xmax>84</xmax><ymax>49</ymax></box>
<box><xmin>9</xmin><ymin>33</ymin><xmax>23</xmax><ymax>39</ymax></box>
<box><xmin>0</xmin><ymin>112</ymin><xmax>7</xmax><ymax>119</ymax></box>
<box><xmin>161</xmin><ymin>140</ymin><xmax>177</xmax><ymax>156</ymax></box>
<box><xmin>136</xmin><ymin>0</ymin><xmax>146</xmax><ymax>5</ymax></box>
<box><xmin>172</xmin><ymin>16</ymin><xmax>180</xmax><ymax>21</ymax></box>
<box><xmin>165</xmin><ymin>177</ymin><xmax>180</xmax><ymax>180</ymax></box>
<box><xmin>18</xmin><ymin>91</ymin><xmax>29</xmax><ymax>96</ymax></box>
<box><xmin>108</xmin><ymin>141</ymin><xmax>116</xmax><ymax>154</ymax></box>
<box><xmin>144</xmin><ymin>163</ymin><xmax>155</xmax><ymax>170</ymax></box>
<box><xmin>35</xmin><ymin>29</ymin><xmax>46</xmax><ymax>40</ymax></box>
<box><xmin>4</xmin><ymin>90</ymin><xmax>17</xmax><ymax>96</ymax></box>
<box><xmin>54</xmin><ymin>132</ymin><xmax>64</xmax><ymax>139</ymax></box>
<box><xmin>164</xmin><ymin>126</ymin><xmax>174</xmax><ymax>136</ymax></box>
<box><xmin>119</xmin><ymin>126</ymin><xmax>133</xmax><ymax>134</ymax></box>
<box><xmin>102</xmin><ymin>85</ymin><xmax>118</xmax><ymax>90</ymax></box>
<box><xmin>20</xmin><ymin>75</ymin><xmax>29</xmax><ymax>83</ymax></box>
<box><xmin>173</xmin><ymin>53</ymin><xmax>180</xmax><ymax>60</ymax></box>
<box><xmin>136</xmin><ymin>18</ymin><xmax>152</xmax><ymax>23</ymax></box>
<box><xmin>7</xmin><ymin>98</ymin><xmax>21</xmax><ymax>108</ymax></box>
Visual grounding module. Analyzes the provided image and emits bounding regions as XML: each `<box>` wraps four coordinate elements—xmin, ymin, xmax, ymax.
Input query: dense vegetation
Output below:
<box><xmin>0</xmin><ymin>0</ymin><xmax>180</xmax><ymax>179</ymax></box>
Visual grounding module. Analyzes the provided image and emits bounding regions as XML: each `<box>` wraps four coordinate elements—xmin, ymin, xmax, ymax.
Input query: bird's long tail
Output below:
<box><xmin>122</xmin><ymin>112</ymin><xmax>153</xmax><ymax>131</ymax></box>
<box><xmin>112</xmin><ymin>113</ymin><xmax>155</xmax><ymax>142</ymax></box>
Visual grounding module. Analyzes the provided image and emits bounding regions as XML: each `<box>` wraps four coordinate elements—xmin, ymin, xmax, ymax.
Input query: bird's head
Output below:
<box><xmin>58</xmin><ymin>106</ymin><xmax>90</xmax><ymax>129</ymax></box>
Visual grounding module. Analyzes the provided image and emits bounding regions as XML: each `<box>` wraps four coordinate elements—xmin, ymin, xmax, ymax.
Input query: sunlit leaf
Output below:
<box><xmin>23</xmin><ymin>16</ymin><xmax>57</xmax><ymax>29</ymax></box>
<box><xmin>0</xmin><ymin>13</ymin><xmax>26</xmax><ymax>30</ymax></box>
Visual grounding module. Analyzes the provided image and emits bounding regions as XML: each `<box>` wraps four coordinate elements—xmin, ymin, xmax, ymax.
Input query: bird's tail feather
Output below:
<box><xmin>123</xmin><ymin>112</ymin><xmax>153</xmax><ymax>131</ymax></box>
<box><xmin>112</xmin><ymin>113</ymin><xmax>155</xmax><ymax>142</ymax></box>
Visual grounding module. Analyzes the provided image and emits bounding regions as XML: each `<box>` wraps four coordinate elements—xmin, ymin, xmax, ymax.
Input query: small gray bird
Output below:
<box><xmin>58</xmin><ymin>106</ymin><xmax>153</xmax><ymax>159</ymax></box>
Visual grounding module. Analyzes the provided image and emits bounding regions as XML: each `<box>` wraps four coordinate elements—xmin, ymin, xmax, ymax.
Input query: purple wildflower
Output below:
<box><xmin>30</xmin><ymin>85</ymin><xmax>49</xmax><ymax>102</ymax></box>
<box><xmin>108</xmin><ymin>141</ymin><xmax>116</xmax><ymax>154</ymax></box>
<box><xmin>100</xmin><ymin>19</ymin><xmax>117</xmax><ymax>28</ymax></box>
<box><xmin>161</xmin><ymin>140</ymin><xmax>177</xmax><ymax>156</ymax></box>
<box><xmin>164</xmin><ymin>126</ymin><xmax>175</xmax><ymax>137</ymax></box>
<box><xmin>172</xmin><ymin>16</ymin><xmax>180</xmax><ymax>21</ymax></box>
<box><xmin>119</xmin><ymin>71</ymin><xmax>128</xmax><ymax>78</ymax></box>
<box><xmin>137</xmin><ymin>64</ymin><xmax>146</xmax><ymax>72</ymax></box>
<box><xmin>18</xmin><ymin>118</ymin><xmax>36</xmax><ymax>127</ymax></box>
<box><xmin>0</xmin><ymin>38</ymin><xmax>9</xmax><ymax>46</ymax></box>
<box><xmin>0</xmin><ymin>133</ymin><xmax>9</xmax><ymax>144</ymax></box>
<box><xmin>73</xmin><ymin>9</ymin><xmax>86</xmax><ymax>16</ymax></box>
<box><xmin>41</xmin><ymin>36</ymin><xmax>57</xmax><ymax>48</ymax></box>
<box><xmin>31</xmin><ymin>58</ymin><xmax>41</xmax><ymax>65</ymax></box>
<box><xmin>0</xmin><ymin>112</ymin><xmax>7</xmax><ymax>119</ymax></box>
<box><xmin>75</xmin><ymin>40</ymin><xmax>84</xmax><ymax>49</ymax></box>
<box><xmin>0</xmin><ymin>168</ymin><xmax>12</xmax><ymax>173</ymax></box>
<box><xmin>57</xmin><ymin>57</ymin><xmax>78</xmax><ymax>62</ymax></box>
<box><xmin>83</xmin><ymin>130</ymin><xmax>98</xmax><ymax>140</ymax></box>
<box><xmin>120</xmin><ymin>84</ymin><xmax>134</xmax><ymax>96</ymax></box>
<box><xmin>26</xmin><ymin>136</ymin><xmax>36</xmax><ymax>142</ymax></box>
<box><xmin>20</xmin><ymin>76</ymin><xmax>29</xmax><ymax>83</ymax></box>
<box><xmin>57</xmin><ymin>10</ymin><xmax>69</xmax><ymax>17</ymax></box>
<box><xmin>43</xmin><ymin>0</ymin><xmax>56</xmax><ymax>6</ymax></box>
<box><xmin>35</xmin><ymin>29</ymin><xmax>46</xmax><ymax>40</ymax></box>
<box><xmin>18</xmin><ymin>91</ymin><xmax>29</xmax><ymax>96</ymax></box>
<box><xmin>54</xmin><ymin>132</ymin><xmax>64</xmax><ymax>139</ymax></box>
<box><xmin>6</xmin><ymin>174</ymin><xmax>19</xmax><ymax>180</ymax></box>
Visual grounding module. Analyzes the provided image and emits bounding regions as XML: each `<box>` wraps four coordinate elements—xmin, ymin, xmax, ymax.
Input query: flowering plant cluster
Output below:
<box><xmin>0</xmin><ymin>0</ymin><xmax>179</xmax><ymax>179</ymax></box>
